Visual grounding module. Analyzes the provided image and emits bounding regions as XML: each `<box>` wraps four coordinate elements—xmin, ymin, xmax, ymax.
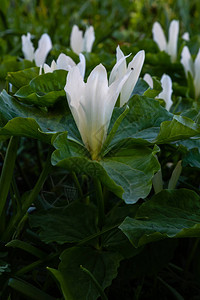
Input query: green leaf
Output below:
<box><xmin>29</xmin><ymin>202</ymin><xmax>98</xmax><ymax>244</ymax></box>
<box><xmin>52</xmin><ymin>134</ymin><xmax>160</xmax><ymax>203</ymax></box>
<box><xmin>14</xmin><ymin>70</ymin><xmax>67</xmax><ymax>107</ymax></box>
<box><xmin>48</xmin><ymin>247</ymin><xmax>122</xmax><ymax>300</ymax></box>
<box><xmin>143</xmin><ymin>76</ymin><xmax>162</xmax><ymax>98</ymax></box>
<box><xmin>119</xmin><ymin>189</ymin><xmax>200</xmax><ymax>247</ymax></box>
<box><xmin>0</xmin><ymin>56</ymin><xmax>34</xmax><ymax>80</ymax></box>
<box><xmin>183</xmin><ymin>147</ymin><xmax>200</xmax><ymax>168</ymax></box>
<box><xmin>0</xmin><ymin>90</ymin><xmax>79</xmax><ymax>142</ymax></box>
<box><xmin>7</xmin><ymin>67</ymin><xmax>40</xmax><ymax>90</ymax></box>
<box><xmin>8</xmin><ymin>278</ymin><xmax>55</xmax><ymax>300</ymax></box>
<box><xmin>6</xmin><ymin>240</ymin><xmax>46</xmax><ymax>259</ymax></box>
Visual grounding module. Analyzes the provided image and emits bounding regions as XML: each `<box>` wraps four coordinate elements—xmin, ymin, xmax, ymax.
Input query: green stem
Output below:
<box><xmin>2</xmin><ymin>147</ymin><xmax>53</xmax><ymax>241</ymax></box>
<box><xmin>80</xmin><ymin>265</ymin><xmax>108</xmax><ymax>300</ymax></box>
<box><xmin>71</xmin><ymin>171</ymin><xmax>83</xmax><ymax>198</ymax></box>
<box><xmin>93</xmin><ymin>177</ymin><xmax>104</xmax><ymax>229</ymax></box>
<box><xmin>0</xmin><ymin>136</ymin><xmax>19</xmax><ymax>220</ymax></box>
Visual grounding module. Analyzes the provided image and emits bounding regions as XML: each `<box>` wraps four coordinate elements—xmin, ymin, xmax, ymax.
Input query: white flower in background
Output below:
<box><xmin>41</xmin><ymin>53</ymin><xmax>86</xmax><ymax>78</ymax></box>
<box><xmin>182</xmin><ymin>32</ymin><xmax>190</xmax><ymax>41</ymax></box>
<box><xmin>64</xmin><ymin>63</ymin><xmax>131</xmax><ymax>160</ymax></box>
<box><xmin>181</xmin><ymin>46</ymin><xmax>200</xmax><ymax>99</ymax></box>
<box><xmin>70</xmin><ymin>25</ymin><xmax>95</xmax><ymax>55</ymax></box>
<box><xmin>22</xmin><ymin>32</ymin><xmax>52</xmax><ymax>67</ymax></box>
<box><xmin>143</xmin><ymin>73</ymin><xmax>173</xmax><ymax>111</ymax></box>
<box><xmin>109</xmin><ymin>46</ymin><xmax>145</xmax><ymax>107</ymax></box>
<box><xmin>152</xmin><ymin>20</ymin><xmax>179</xmax><ymax>63</ymax></box>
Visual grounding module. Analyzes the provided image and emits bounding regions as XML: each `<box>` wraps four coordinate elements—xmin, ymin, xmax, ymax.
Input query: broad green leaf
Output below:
<box><xmin>52</xmin><ymin>133</ymin><xmax>160</xmax><ymax>203</ymax></box>
<box><xmin>0</xmin><ymin>56</ymin><xmax>34</xmax><ymax>80</ymax></box>
<box><xmin>154</xmin><ymin>115</ymin><xmax>200</xmax><ymax>144</ymax></box>
<box><xmin>119</xmin><ymin>189</ymin><xmax>200</xmax><ymax>247</ymax></box>
<box><xmin>7</xmin><ymin>67</ymin><xmax>40</xmax><ymax>90</ymax></box>
<box><xmin>29</xmin><ymin>202</ymin><xmax>98</xmax><ymax>244</ymax></box>
<box><xmin>0</xmin><ymin>90</ymin><xmax>80</xmax><ymax>142</ymax></box>
<box><xmin>14</xmin><ymin>70</ymin><xmax>67</xmax><ymax>107</ymax></box>
<box><xmin>48</xmin><ymin>247</ymin><xmax>122</xmax><ymax>300</ymax></box>
<box><xmin>183</xmin><ymin>148</ymin><xmax>200</xmax><ymax>168</ymax></box>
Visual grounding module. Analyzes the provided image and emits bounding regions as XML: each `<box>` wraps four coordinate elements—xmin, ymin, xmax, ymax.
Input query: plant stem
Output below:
<box><xmin>71</xmin><ymin>171</ymin><xmax>83</xmax><ymax>198</ymax></box>
<box><xmin>2</xmin><ymin>147</ymin><xmax>53</xmax><ymax>241</ymax></box>
<box><xmin>93</xmin><ymin>177</ymin><xmax>104</xmax><ymax>229</ymax></box>
<box><xmin>0</xmin><ymin>136</ymin><xmax>19</xmax><ymax>223</ymax></box>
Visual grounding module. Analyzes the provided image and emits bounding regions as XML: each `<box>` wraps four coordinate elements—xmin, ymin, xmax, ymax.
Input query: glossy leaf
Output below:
<box><xmin>119</xmin><ymin>189</ymin><xmax>200</xmax><ymax>247</ymax></box>
<box><xmin>48</xmin><ymin>247</ymin><xmax>122</xmax><ymax>300</ymax></box>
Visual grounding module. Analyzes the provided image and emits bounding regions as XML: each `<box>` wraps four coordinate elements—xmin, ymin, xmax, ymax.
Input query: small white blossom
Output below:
<box><xmin>70</xmin><ymin>25</ymin><xmax>95</xmax><ymax>55</ymax></box>
<box><xmin>22</xmin><ymin>33</ymin><xmax>52</xmax><ymax>67</ymax></box>
<box><xmin>109</xmin><ymin>46</ymin><xmax>145</xmax><ymax>107</ymax></box>
<box><xmin>152</xmin><ymin>20</ymin><xmax>179</xmax><ymax>63</ymax></box>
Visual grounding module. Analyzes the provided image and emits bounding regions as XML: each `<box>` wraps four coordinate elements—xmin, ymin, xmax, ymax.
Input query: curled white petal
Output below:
<box><xmin>167</xmin><ymin>20</ymin><xmax>179</xmax><ymax>63</ymax></box>
<box><xmin>120</xmin><ymin>50</ymin><xmax>145</xmax><ymax>106</ymax></box>
<box><xmin>158</xmin><ymin>74</ymin><xmax>173</xmax><ymax>111</ymax></box>
<box><xmin>57</xmin><ymin>53</ymin><xmax>76</xmax><ymax>71</ymax></box>
<box><xmin>143</xmin><ymin>73</ymin><xmax>153</xmax><ymax>88</ymax></box>
<box><xmin>194</xmin><ymin>49</ymin><xmax>200</xmax><ymax>99</ymax></box>
<box><xmin>181</xmin><ymin>46</ymin><xmax>194</xmax><ymax>78</ymax></box>
<box><xmin>182</xmin><ymin>32</ymin><xmax>190</xmax><ymax>41</ymax></box>
<box><xmin>34</xmin><ymin>33</ymin><xmax>52</xmax><ymax>67</ymax></box>
<box><xmin>21</xmin><ymin>32</ymin><xmax>35</xmax><ymax>61</ymax></box>
<box><xmin>70</xmin><ymin>25</ymin><xmax>83</xmax><ymax>55</ymax></box>
<box><xmin>152</xmin><ymin>22</ymin><xmax>167</xmax><ymax>51</ymax></box>
<box><xmin>83</xmin><ymin>26</ymin><xmax>95</xmax><ymax>52</ymax></box>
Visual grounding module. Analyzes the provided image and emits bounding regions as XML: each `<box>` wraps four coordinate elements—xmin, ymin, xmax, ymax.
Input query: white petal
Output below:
<box><xmin>21</xmin><ymin>32</ymin><xmax>35</xmax><ymax>61</ymax></box>
<box><xmin>34</xmin><ymin>33</ymin><xmax>52</xmax><ymax>67</ymax></box>
<box><xmin>152</xmin><ymin>22</ymin><xmax>167</xmax><ymax>51</ymax></box>
<box><xmin>70</xmin><ymin>25</ymin><xmax>83</xmax><ymax>55</ymax></box>
<box><xmin>182</xmin><ymin>32</ymin><xmax>190</xmax><ymax>41</ymax></box>
<box><xmin>84</xmin><ymin>64</ymin><xmax>109</xmax><ymax>155</ymax></box>
<box><xmin>83</xmin><ymin>26</ymin><xmax>95</xmax><ymax>52</ymax></box>
<box><xmin>194</xmin><ymin>49</ymin><xmax>200</xmax><ymax>99</ymax></box>
<box><xmin>167</xmin><ymin>20</ymin><xmax>179</xmax><ymax>62</ymax></box>
<box><xmin>158</xmin><ymin>74</ymin><xmax>173</xmax><ymax>111</ymax></box>
<box><xmin>106</xmin><ymin>70</ymin><xmax>132</xmax><ymax>126</ymax></box>
<box><xmin>181</xmin><ymin>46</ymin><xmax>194</xmax><ymax>78</ymax></box>
<box><xmin>76</xmin><ymin>53</ymin><xmax>86</xmax><ymax>78</ymax></box>
<box><xmin>143</xmin><ymin>73</ymin><xmax>153</xmax><ymax>88</ymax></box>
<box><xmin>120</xmin><ymin>50</ymin><xmax>145</xmax><ymax>106</ymax></box>
<box><xmin>43</xmin><ymin>63</ymin><xmax>52</xmax><ymax>73</ymax></box>
<box><xmin>56</xmin><ymin>53</ymin><xmax>76</xmax><ymax>71</ymax></box>
<box><xmin>109</xmin><ymin>46</ymin><xmax>130</xmax><ymax>84</ymax></box>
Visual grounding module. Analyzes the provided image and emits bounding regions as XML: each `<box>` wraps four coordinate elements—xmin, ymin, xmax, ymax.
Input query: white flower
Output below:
<box><xmin>181</xmin><ymin>46</ymin><xmax>200</xmax><ymax>99</ymax></box>
<box><xmin>22</xmin><ymin>32</ymin><xmax>52</xmax><ymax>67</ymax></box>
<box><xmin>143</xmin><ymin>73</ymin><xmax>173</xmax><ymax>111</ymax></box>
<box><xmin>152</xmin><ymin>20</ymin><xmax>179</xmax><ymax>63</ymax></box>
<box><xmin>182</xmin><ymin>32</ymin><xmax>190</xmax><ymax>41</ymax></box>
<box><xmin>41</xmin><ymin>53</ymin><xmax>86</xmax><ymax>78</ymax></box>
<box><xmin>70</xmin><ymin>25</ymin><xmax>95</xmax><ymax>55</ymax></box>
<box><xmin>64</xmin><ymin>63</ymin><xmax>130</xmax><ymax>160</ymax></box>
<box><xmin>109</xmin><ymin>46</ymin><xmax>145</xmax><ymax>107</ymax></box>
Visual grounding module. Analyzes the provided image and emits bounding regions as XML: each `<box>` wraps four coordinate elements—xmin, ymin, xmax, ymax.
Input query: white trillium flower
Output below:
<box><xmin>41</xmin><ymin>53</ymin><xmax>86</xmax><ymax>78</ymax></box>
<box><xmin>152</xmin><ymin>20</ymin><xmax>179</xmax><ymax>63</ymax></box>
<box><xmin>22</xmin><ymin>32</ymin><xmax>52</xmax><ymax>67</ymax></box>
<box><xmin>64</xmin><ymin>63</ymin><xmax>131</xmax><ymax>160</ymax></box>
<box><xmin>143</xmin><ymin>73</ymin><xmax>173</xmax><ymax>111</ymax></box>
<box><xmin>181</xmin><ymin>46</ymin><xmax>200</xmax><ymax>99</ymax></box>
<box><xmin>70</xmin><ymin>25</ymin><xmax>95</xmax><ymax>55</ymax></box>
<box><xmin>109</xmin><ymin>46</ymin><xmax>145</xmax><ymax>107</ymax></box>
